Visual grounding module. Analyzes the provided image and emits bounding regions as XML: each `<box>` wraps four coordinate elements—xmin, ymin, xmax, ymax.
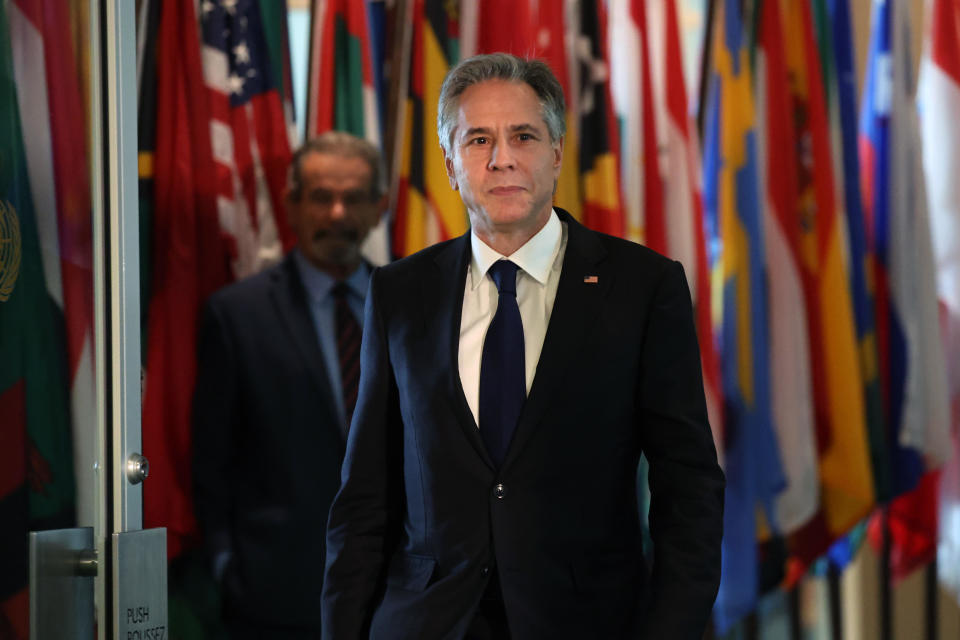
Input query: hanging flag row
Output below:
<box><xmin>3</xmin><ymin>0</ymin><xmax>957</xmax><ymax>635</ymax></box>
<box><xmin>703</xmin><ymin>0</ymin><xmax>957</xmax><ymax>631</ymax></box>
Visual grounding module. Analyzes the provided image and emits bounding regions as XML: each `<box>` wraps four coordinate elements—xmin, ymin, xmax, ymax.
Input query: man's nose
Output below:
<box><xmin>329</xmin><ymin>198</ymin><xmax>347</xmax><ymax>220</ymax></box>
<box><xmin>488</xmin><ymin>141</ymin><xmax>516</xmax><ymax>170</ymax></box>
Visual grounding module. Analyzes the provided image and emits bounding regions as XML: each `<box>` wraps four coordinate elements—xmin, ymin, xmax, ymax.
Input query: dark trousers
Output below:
<box><xmin>224</xmin><ymin>615</ymin><xmax>320</xmax><ymax>639</ymax></box>
<box><xmin>465</xmin><ymin>571</ymin><xmax>512</xmax><ymax>640</ymax></box>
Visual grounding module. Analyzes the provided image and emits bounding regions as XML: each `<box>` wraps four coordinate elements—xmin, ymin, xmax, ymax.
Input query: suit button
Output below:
<box><xmin>494</xmin><ymin>483</ymin><xmax>506</xmax><ymax>499</ymax></box>
<box><xmin>481</xmin><ymin>565</ymin><xmax>490</xmax><ymax>578</ymax></box>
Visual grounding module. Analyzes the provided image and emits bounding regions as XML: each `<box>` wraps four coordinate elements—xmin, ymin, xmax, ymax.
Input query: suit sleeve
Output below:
<box><xmin>191</xmin><ymin>297</ymin><xmax>240</xmax><ymax>576</ymax></box>
<box><xmin>637</xmin><ymin>260</ymin><xmax>725</xmax><ymax>639</ymax></box>
<box><xmin>322</xmin><ymin>267</ymin><xmax>402</xmax><ymax>639</ymax></box>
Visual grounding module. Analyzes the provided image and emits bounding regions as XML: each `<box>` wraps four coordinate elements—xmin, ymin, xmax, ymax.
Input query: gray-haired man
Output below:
<box><xmin>321</xmin><ymin>53</ymin><xmax>723</xmax><ymax>639</ymax></box>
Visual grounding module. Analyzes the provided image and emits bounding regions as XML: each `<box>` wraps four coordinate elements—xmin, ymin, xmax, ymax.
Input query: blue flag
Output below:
<box><xmin>705</xmin><ymin>0</ymin><xmax>785</xmax><ymax>632</ymax></box>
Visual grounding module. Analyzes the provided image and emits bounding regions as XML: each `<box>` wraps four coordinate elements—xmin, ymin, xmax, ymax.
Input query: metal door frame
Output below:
<box><xmin>89</xmin><ymin>0</ymin><xmax>145</xmax><ymax>637</ymax></box>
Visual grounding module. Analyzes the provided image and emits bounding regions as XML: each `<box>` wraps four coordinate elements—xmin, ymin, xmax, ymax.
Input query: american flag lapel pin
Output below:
<box><xmin>583</xmin><ymin>275</ymin><xmax>599</xmax><ymax>284</ymax></box>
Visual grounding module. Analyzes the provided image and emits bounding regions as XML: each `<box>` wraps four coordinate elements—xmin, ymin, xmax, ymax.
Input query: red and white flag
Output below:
<box><xmin>9</xmin><ymin>0</ymin><xmax>95</xmax><ymax>522</ymax></box>
<box><xmin>200</xmin><ymin>0</ymin><xmax>295</xmax><ymax>279</ymax></box>
<box><xmin>609</xmin><ymin>0</ymin><xmax>659</xmax><ymax>245</ymax></box>
<box><xmin>645</xmin><ymin>0</ymin><xmax>724</xmax><ymax>458</ymax></box>
<box><xmin>920</xmin><ymin>0</ymin><xmax>960</xmax><ymax>602</ymax></box>
<box><xmin>751</xmin><ymin>0</ymin><xmax>818</xmax><ymax>531</ymax></box>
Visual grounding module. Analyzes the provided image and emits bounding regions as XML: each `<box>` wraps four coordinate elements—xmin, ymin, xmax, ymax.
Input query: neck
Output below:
<box><xmin>471</xmin><ymin>209</ymin><xmax>551</xmax><ymax>257</ymax></box>
<box><xmin>321</xmin><ymin>263</ymin><xmax>358</xmax><ymax>281</ymax></box>
<box><xmin>299</xmin><ymin>251</ymin><xmax>361</xmax><ymax>281</ymax></box>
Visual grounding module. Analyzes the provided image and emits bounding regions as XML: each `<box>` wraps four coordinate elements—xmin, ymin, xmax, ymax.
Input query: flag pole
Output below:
<box><xmin>695</xmin><ymin>0</ymin><xmax>716</xmax><ymax>143</ymax></box>
<box><xmin>881</xmin><ymin>507</ymin><xmax>892</xmax><ymax>640</ymax></box>
<box><xmin>925</xmin><ymin>560</ymin><xmax>937</xmax><ymax>640</ymax></box>
<box><xmin>386</xmin><ymin>0</ymin><xmax>413</xmax><ymax>219</ymax></box>
<box><xmin>827</xmin><ymin>563</ymin><xmax>843</xmax><ymax>639</ymax></box>
<box><xmin>788</xmin><ymin>584</ymin><xmax>802</xmax><ymax>640</ymax></box>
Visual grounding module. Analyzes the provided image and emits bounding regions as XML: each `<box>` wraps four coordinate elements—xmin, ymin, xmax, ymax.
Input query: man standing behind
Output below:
<box><xmin>193</xmin><ymin>132</ymin><xmax>386</xmax><ymax>638</ymax></box>
<box><xmin>322</xmin><ymin>54</ymin><xmax>723</xmax><ymax>639</ymax></box>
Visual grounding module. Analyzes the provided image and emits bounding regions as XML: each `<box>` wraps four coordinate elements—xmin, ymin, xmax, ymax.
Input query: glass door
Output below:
<box><xmin>11</xmin><ymin>0</ymin><xmax>165</xmax><ymax>637</ymax></box>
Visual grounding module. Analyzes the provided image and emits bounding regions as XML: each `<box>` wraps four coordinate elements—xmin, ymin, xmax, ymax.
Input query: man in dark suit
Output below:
<box><xmin>322</xmin><ymin>54</ymin><xmax>724</xmax><ymax>639</ymax></box>
<box><xmin>192</xmin><ymin>131</ymin><xmax>387</xmax><ymax>638</ymax></box>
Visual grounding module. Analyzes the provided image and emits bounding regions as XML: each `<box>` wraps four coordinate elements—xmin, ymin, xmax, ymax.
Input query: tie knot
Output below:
<box><xmin>488</xmin><ymin>260</ymin><xmax>520</xmax><ymax>296</ymax></box>
<box><xmin>331</xmin><ymin>282</ymin><xmax>351</xmax><ymax>300</ymax></box>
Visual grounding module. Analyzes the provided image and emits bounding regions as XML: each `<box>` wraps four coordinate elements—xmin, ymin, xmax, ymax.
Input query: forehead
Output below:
<box><xmin>299</xmin><ymin>152</ymin><xmax>372</xmax><ymax>190</ymax></box>
<box><xmin>454</xmin><ymin>80</ymin><xmax>545</xmax><ymax>134</ymax></box>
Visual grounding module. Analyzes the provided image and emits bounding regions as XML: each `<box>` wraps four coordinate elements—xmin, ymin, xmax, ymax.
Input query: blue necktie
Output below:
<box><xmin>479</xmin><ymin>260</ymin><xmax>525</xmax><ymax>467</ymax></box>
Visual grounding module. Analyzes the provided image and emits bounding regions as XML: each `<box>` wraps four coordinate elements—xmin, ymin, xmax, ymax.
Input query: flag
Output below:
<box><xmin>464</xmin><ymin>0</ymin><xmax>582</xmax><ymax>221</ymax></box>
<box><xmin>306</xmin><ymin>0</ymin><xmax>389</xmax><ymax>264</ymax></box>
<box><xmin>817</xmin><ymin>0</ymin><xmax>891</xmax><ymax>571</ymax></box>
<box><xmin>754</xmin><ymin>0</ymin><xmax>819</xmax><ymax>536</ymax></box>
<box><xmin>768</xmin><ymin>0</ymin><xmax>875</xmax><ymax>571</ymax></box>
<box><xmin>466</xmin><ymin>0</ymin><xmax>534</xmax><ymax>55</ymax></box>
<box><xmin>919</xmin><ymin>0</ymin><xmax>960</xmax><ymax>603</ymax></box>
<box><xmin>647</xmin><ymin>0</ymin><xmax>724</xmax><ymax>457</ymax></box>
<box><xmin>200</xmin><ymin>0</ymin><xmax>295</xmax><ymax>279</ymax></box>
<box><xmin>824</xmin><ymin>0</ymin><xmax>891</xmax><ymax>508</ymax></box>
<box><xmin>258</xmin><ymin>0</ymin><xmax>297</xmax><ymax>143</ymax></box>
<box><xmin>1</xmin><ymin>1</ymin><xmax>75</xmax><ymax>634</ymax></box>
<box><xmin>307</xmin><ymin>0</ymin><xmax>379</xmax><ymax>141</ymax></box>
<box><xmin>576</xmin><ymin>0</ymin><xmax>624</xmax><ymax>237</ymax></box>
<box><xmin>704</xmin><ymin>0</ymin><xmax>785</xmax><ymax>631</ymax></box>
<box><xmin>861</xmin><ymin>0</ymin><xmax>952</xmax><ymax>580</ymax></box>
<box><xmin>367</xmin><ymin>0</ymin><xmax>389</xmax><ymax>140</ymax></box>
<box><xmin>142</xmin><ymin>0</ymin><xmax>233</xmax><ymax>559</ymax></box>
<box><xmin>609</xmin><ymin>0</ymin><xmax>661</xmax><ymax>247</ymax></box>
<box><xmin>392</xmin><ymin>0</ymin><xmax>466</xmax><ymax>257</ymax></box>
<box><xmin>10</xmin><ymin>0</ymin><xmax>95</xmax><ymax>524</ymax></box>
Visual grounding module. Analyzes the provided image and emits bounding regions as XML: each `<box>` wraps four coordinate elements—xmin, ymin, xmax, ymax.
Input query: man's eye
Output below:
<box><xmin>471</xmin><ymin>137</ymin><xmax>488</xmax><ymax>145</ymax></box>
<box><xmin>517</xmin><ymin>133</ymin><xmax>533</xmax><ymax>141</ymax></box>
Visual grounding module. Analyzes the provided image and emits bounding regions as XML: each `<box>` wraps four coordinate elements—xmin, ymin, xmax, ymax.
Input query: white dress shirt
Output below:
<box><xmin>458</xmin><ymin>210</ymin><xmax>568</xmax><ymax>427</ymax></box>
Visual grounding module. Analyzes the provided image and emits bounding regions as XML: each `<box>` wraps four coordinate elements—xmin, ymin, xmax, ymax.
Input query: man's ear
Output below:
<box><xmin>553</xmin><ymin>136</ymin><xmax>564</xmax><ymax>171</ymax></box>
<box><xmin>444</xmin><ymin>150</ymin><xmax>459</xmax><ymax>191</ymax></box>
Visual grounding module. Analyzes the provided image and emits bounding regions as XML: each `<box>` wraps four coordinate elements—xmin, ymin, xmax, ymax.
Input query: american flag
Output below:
<box><xmin>200</xmin><ymin>0</ymin><xmax>294</xmax><ymax>278</ymax></box>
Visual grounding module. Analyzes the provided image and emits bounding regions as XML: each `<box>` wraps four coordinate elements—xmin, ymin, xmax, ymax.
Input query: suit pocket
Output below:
<box><xmin>385</xmin><ymin>552</ymin><xmax>436</xmax><ymax>592</ymax></box>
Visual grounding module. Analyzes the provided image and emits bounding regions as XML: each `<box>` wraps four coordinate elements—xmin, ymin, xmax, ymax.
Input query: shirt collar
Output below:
<box><xmin>292</xmin><ymin>250</ymin><xmax>371</xmax><ymax>303</ymax></box>
<box><xmin>469</xmin><ymin>209</ymin><xmax>562</xmax><ymax>290</ymax></box>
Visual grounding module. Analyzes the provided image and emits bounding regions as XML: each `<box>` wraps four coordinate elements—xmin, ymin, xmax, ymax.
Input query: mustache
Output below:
<box><xmin>312</xmin><ymin>227</ymin><xmax>361</xmax><ymax>243</ymax></box>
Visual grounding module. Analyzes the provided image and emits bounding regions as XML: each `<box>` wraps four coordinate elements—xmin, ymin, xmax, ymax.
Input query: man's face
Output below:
<box><xmin>287</xmin><ymin>152</ymin><xmax>383</xmax><ymax>273</ymax></box>
<box><xmin>443</xmin><ymin>80</ymin><xmax>563</xmax><ymax>239</ymax></box>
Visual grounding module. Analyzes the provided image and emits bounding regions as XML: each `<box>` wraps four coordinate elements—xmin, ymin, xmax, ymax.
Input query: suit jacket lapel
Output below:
<box><xmin>502</xmin><ymin>211</ymin><xmax>613</xmax><ymax>470</ymax></box>
<box><xmin>430</xmin><ymin>234</ymin><xmax>496</xmax><ymax>469</ymax></box>
<box><xmin>270</xmin><ymin>255</ymin><xmax>342</xmax><ymax>436</ymax></box>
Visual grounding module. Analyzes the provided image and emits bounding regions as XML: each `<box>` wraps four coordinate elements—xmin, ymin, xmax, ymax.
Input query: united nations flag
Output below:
<box><xmin>0</xmin><ymin>198</ymin><xmax>20</xmax><ymax>302</ymax></box>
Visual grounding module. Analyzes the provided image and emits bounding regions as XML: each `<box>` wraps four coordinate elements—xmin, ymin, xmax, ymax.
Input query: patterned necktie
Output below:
<box><xmin>332</xmin><ymin>283</ymin><xmax>361</xmax><ymax>431</ymax></box>
<box><xmin>479</xmin><ymin>260</ymin><xmax>525</xmax><ymax>467</ymax></box>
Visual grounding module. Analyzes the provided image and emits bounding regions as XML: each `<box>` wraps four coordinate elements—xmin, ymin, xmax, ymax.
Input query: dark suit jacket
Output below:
<box><xmin>193</xmin><ymin>253</ymin><xmax>347</xmax><ymax>629</ymax></box>
<box><xmin>322</xmin><ymin>210</ymin><xmax>724</xmax><ymax>639</ymax></box>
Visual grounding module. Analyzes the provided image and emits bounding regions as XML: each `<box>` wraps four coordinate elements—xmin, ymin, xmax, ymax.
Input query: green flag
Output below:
<box><xmin>0</xmin><ymin>0</ymin><xmax>75</xmax><ymax>618</ymax></box>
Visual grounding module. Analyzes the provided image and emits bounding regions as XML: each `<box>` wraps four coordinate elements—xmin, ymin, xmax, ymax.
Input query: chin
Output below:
<box><xmin>484</xmin><ymin>204</ymin><xmax>542</xmax><ymax>229</ymax></box>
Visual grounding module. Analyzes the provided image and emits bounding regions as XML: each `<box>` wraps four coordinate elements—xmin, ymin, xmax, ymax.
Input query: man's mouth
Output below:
<box><xmin>314</xmin><ymin>228</ymin><xmax>360</xmax><ymax>243</ymax></box>
<box><xmin>489</xmin><ymin>186</ymin><xmax>525</xmax><ymax>195</ymax></box>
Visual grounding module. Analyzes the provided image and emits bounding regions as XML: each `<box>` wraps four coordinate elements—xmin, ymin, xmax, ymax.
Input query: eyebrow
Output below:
<box><xmin>462</xmin><ymin>123</ymin><xmax>544</xmax><ymax>138</ymax></box>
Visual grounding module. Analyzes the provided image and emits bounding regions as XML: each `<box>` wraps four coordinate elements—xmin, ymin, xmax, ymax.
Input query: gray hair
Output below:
<box><xmin>437</xmin><ymin>53</ymin><xmax>566</xmax><ymax>154</ymax></box>
<box><xmin>287</xmin><ymin>131</ymin><xmax>385</xmax><ymax>201</ymax></box>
